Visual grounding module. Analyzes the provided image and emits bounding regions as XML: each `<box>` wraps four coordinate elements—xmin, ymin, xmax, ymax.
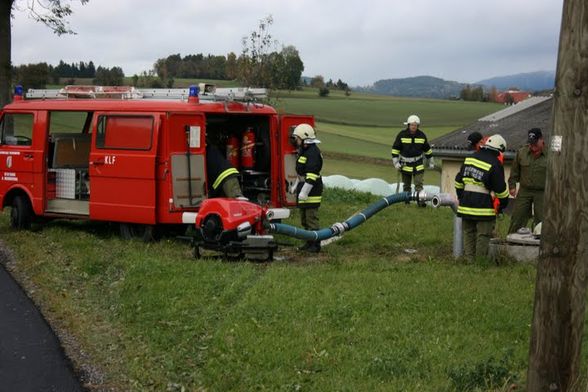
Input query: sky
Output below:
<box><xmin>10</xmin><ymin>0</ymin><xmax>564</xmax><ymax>86</ymax></box>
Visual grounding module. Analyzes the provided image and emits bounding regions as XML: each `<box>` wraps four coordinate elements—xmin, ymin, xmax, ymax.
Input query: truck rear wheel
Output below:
<box><xmin>10</xmin><ymin>195</ymin><xmax>33</xmax><ymax>230</ymax></box>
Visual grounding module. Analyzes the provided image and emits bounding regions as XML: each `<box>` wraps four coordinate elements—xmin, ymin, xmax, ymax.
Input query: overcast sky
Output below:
<box><xmin>11</xmin><ymin>0</ymin><xmax>563</xmax><ymax>86</ymax></box>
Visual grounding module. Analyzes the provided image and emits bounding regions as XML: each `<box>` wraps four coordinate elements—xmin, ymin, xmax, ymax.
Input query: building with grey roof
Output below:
<box><xmin>431</xmin><ymin>96</ymin><xmax>553</xmax><ymax>194</ymax></box>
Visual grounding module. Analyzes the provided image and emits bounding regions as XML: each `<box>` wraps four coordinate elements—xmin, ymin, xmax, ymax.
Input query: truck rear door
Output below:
<box><xmin>89</xmin><ymin>113</ymin><xmax>159</xmax><ymax>223</ymax></box>
<box><xmin>278</xmin><ymin>115</ymin><xmax>315</xmax><ymax>206</ymax></box>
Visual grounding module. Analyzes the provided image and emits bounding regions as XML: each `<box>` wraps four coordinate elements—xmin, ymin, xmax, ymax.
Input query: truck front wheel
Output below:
<box><xmin>10</xmin><ymin>196</ymin><xmax>33</xmax><ymax>230</ymax></box>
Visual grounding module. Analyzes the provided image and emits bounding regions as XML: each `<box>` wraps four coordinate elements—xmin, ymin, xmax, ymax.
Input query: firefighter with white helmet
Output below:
<box><xmin>454</xmin><ymin>133</ymin><xmax>509</xmax><ymax>260</ymax></box>
<box><xmin>290</xmin><ymin>123</ymin><xmax>323</xmax><ymax>253</ymax></box>
<box><xmin>391</xmin><ymin>114</ymin><xmax>434</xmax><ymax>205</ymax></box>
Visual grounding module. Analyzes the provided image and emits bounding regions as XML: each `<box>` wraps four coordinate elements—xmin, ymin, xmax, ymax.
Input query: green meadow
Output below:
<box><xmin>0</xmin><ymin>189</ymin><xmax>548</xmax><ymax>391</ymax></box>
<box><xmin>272</xmin><ymin>88</ymin><xmax>502</xmax><ymax>185</ymax></box>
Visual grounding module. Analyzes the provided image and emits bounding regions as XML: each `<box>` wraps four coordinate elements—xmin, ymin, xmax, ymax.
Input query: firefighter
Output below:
<box><xmin>455</xmin><ymin>134</ymin><xmax>509</xmax><ymax>260</ymax></box>
<box><xmin>391</xmin><ymin>115</ymin><xmax>434</xmax><ymax>205</ymax></box>
<box><xmin>507</xmin><ymin>128</ymin><xmax>546</xmax><ymax>234</ymax></box>
<box><xmin>466</xmin><ymin>132</ymin><xmax>484</xmax><ymax>151</ymax></box>
<box><xmin>291</xmin><ymin>123</ymin><xmax>323</xmax><ymax>253</ymax></box>
<box><xmin>467</xmin><ymin>131</ymin><xmax>503</xmax><ymax>164</ymax></box>
<box><xmin>205</xmin><ymin>144</ymin><xmax>244</xmax><ymax>198</ymax></box>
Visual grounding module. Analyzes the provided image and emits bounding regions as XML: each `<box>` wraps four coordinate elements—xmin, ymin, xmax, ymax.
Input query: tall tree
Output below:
<box><xmin>225</xmin><ymin>52</ymin><xmax>238</xmax><ymax>80</ymax></box>
<box><xmin>0</xmin><ymin>0</ymin><xmax>88</xmax><ymax>107</ymax></box>
<box><xmin>527</xmin><ymin>0</ymin><xmax>588</xmax><ymax>390</ymax></box>
<box><xmin>280</xmin><ymin>45</ymin><xmax>304</xmax><ymax>90</ymax></box>
<box><xmin>237</xmin><ymin>15</ymin><xmax>277</xmax><ymax>87</ymax></box>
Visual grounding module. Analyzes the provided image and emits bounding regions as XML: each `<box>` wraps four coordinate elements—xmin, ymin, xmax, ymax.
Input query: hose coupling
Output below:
<box><xmin>330</xmin><ymin>222</ymin><xmax>348</xmax><ymax>235</ymax></box>
<box><xmin>411</xmin><ymin>190</ymin><xmax>431</xmax><ymax>204</ymax></box>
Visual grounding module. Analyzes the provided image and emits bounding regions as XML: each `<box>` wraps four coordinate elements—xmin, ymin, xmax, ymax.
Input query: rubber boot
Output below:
<box><xmin>307</xmin><ymin>241</ymin><xmax>321</xmax><ymax>253</ymax></box>
<box><xmin>298</xmin><ymin>241</ymin><xmax>312</xmax><ymax>251</ymax></box>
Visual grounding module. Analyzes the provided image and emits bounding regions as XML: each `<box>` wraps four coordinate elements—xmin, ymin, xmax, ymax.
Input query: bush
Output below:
<box><xmin>318</xmin><ymin>87</ymin><xmax>330</xmax><ymax>97</ymax></box>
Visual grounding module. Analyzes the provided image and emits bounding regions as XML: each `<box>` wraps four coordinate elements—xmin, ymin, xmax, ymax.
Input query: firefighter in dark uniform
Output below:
<box><xmin>391</xmin><ymin>115</ymin><xmax>434</xmax><ymax>203</ymax></box>
<box><xmin>507</xmin><ymin>128</ymin><xmax>547</xmax><ymax>233</ymax></box>
<box><xmin>455</xmin><ymin>134</ymin><xmax>509</xmax><ymax>260</ymax></box>
<box><xmin>291</xmin><ymin>123</ymin><xmax>323</xmax><ymax>253</ymax></box>
<box><xmin>206</xmin><ymin>144</ymin><xmax>243</xmax><ymax>198</ymax></box>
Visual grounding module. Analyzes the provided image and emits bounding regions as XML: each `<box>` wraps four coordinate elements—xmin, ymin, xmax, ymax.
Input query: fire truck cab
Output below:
<box><xmin>0</xmin><ymin>85</ymin><xmax>313</xmax><ymax>236</ymax></box>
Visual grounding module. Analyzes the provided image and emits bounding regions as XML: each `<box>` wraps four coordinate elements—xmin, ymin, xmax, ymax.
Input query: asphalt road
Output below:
<box><xmin>0</xmin><ymin>263</ymin><xmax>83</xmax><ymax>392</ymax></box>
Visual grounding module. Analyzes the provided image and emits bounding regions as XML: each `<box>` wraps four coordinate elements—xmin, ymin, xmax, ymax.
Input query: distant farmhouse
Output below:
<box><xmin>432</xmin><ymin>96</ymin><xmax>553</xmax><ymax>195</ymax></box>
<box><xmin>494</xmin><ymin>90</ymin><xmax>532</xmax><ymax>104</ymax></box>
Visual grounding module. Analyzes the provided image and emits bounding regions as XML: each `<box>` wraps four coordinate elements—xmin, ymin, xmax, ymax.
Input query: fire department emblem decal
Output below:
<box><xmin>6</xmin><ymin>156</ymin><xmax>12</xmax><ymax>168</ymax></box>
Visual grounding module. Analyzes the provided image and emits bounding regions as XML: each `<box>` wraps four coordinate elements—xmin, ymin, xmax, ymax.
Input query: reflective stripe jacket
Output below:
<box><xmin>391</xmin><ymin>128</ymin><xmax>433</xmax><ymax>174</ymax></box>
<box><xmin>296</xmin><ymin>143</ymin><xmax>323</xmax><ymax>208</ymax></box>
<box><xmin>206</xmin><ymin>145</ymin><xmax>240</xmax><ymax>197</ymax></box>
<box><xmin>455</xmin><ymin>149</ymin><xmax>509</xmax><ymax>220</ymax></box>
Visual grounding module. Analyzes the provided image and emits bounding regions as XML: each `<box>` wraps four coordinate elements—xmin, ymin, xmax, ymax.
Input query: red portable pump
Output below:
<box><xmin>241</xmin><ymin>127</ymin><xmax>256</xmax><ymax>170</ymax></box>
<box><xmin>226</xmin><ymin>135</ymin><xmax>240</xmax><ymax>168</ymax></box>
<box><xmin>192</xmin><ymin>198</ymin><xmax>277</xmax><ymax>260</ymax></box>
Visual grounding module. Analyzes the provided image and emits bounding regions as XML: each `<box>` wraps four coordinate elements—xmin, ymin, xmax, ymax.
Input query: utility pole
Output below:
<box><xmin>527</xmin><ymin>0</ymin><xmax>588</xmax><ymax>390</ymax></box>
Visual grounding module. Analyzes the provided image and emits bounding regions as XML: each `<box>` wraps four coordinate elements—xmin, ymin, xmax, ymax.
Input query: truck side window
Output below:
<box><xmin>96</xmin><ymin>115</ymin><xmax>153</xmax><ymax>150</ymax></box>
<box><xmin>0</xmin><ymin>113</ymin><xmax>34</xmax><ymax>146</ymax></box>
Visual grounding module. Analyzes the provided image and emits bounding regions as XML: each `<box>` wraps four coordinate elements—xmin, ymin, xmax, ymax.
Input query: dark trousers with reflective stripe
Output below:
<box><xmin>300</xmin><ymin>207</ymin><xmax>320</xmax><ymax>231</ymax></box>
<box><xmin>401</xmin><ymin>172</ymin><xmax>424</xmax><ymax>192</ymax></box>
<box><xmin>462</xmin><ymin>218</ymin><xmax>495</xmax><ymax>259</ymax></box>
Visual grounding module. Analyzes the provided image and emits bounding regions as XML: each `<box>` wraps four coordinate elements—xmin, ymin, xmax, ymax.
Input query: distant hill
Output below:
<box><xmin>475</xmin><ymin>71</ymin><xmax>555</xmax><ymax>91</ymax></box>
<box><xmin>358</xmin><ymin>76</ymin><xmax>467</xmax><ymax>99</ymax></box>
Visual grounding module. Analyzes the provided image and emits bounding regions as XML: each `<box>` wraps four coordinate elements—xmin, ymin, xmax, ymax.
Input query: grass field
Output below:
<box><xmin>274</xmin><ymin>89</ymin><xmax>502</xmax><ymax>128</ymax></box>
<box><xmin>323</xmin><ymin>157</ymin><xmax>441</xmax><ymax>186</ymax></box>
<box><xmin>270</xmin><ymin>87</ymin><xmax>502</xmax><ymax>169</ymax></box>
<box><xmin>0</xmin><ymin>188</ymin><xmax>563</xmax><ymax>391</ymax></box>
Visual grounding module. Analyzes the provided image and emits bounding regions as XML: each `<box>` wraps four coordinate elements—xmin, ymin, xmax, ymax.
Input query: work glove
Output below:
<box><xmin>288</xmin><ymin>178</ymin><xmax>300</xmax><ymax>194</ymax></box>
<box><xmin>298</xmin><ymin>182</ymin><xmax>313</xmax><ymax>201</ymax></box>
<box><xmin>428</xmin><ymin>157</ymin><xmax>435</xmax><ymax>169</ymax></box>
<box><xmin>392</xmin><ymin>157</ymin><xmax>401</xmax><ymax>170</ymax></box>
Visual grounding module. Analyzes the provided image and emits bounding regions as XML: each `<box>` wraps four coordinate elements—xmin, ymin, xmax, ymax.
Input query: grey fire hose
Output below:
<box><xmin>269</xmin><ymin>191</ymin><xmax>430</xmax><ymax>241</ymax></box>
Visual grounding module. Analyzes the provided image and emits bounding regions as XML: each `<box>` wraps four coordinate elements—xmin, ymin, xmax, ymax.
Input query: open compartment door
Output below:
<box><xmin>167</xmin><ymin>113</ymin><xmax>207</xmax><ymax>208</ymax></box>
<box><xmin>278</xmin><ymin>115</ymin><xmax>315</xmax><ymax>206</ymax></box>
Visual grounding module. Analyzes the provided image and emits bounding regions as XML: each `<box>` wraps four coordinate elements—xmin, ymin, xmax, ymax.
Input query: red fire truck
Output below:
<box><xmin>0</xmin><ymin>85</ymin><xmax>312</xmax><ymax>239</ymax></box>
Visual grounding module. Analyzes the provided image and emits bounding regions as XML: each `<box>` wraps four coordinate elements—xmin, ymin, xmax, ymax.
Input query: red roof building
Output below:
<box><xmin>495</xmin><ymin>90</ymin><xmax>531</xmax><ymax>104</ymax></box>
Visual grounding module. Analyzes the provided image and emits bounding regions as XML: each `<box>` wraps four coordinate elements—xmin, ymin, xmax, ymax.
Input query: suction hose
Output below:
<box><xmin>270</xmin><ymin>191</ymin><xmax>430</xmax><ymax>241</ymax></box>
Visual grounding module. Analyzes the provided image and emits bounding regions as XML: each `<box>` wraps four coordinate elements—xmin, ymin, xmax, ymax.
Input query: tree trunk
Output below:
<box><xmin>527</xmin><ymin>0</ymin><xmax>588</xmax><ymax>390</ymax></box>
<box><xmin>0</xmin><ymin>0</ymin><xmax>13</xmax><ymax>108</ymax></box>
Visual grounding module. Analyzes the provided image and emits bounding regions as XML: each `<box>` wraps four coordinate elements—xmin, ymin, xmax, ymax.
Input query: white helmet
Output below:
<box><xmin>484</xmin><ymin>134</ymin><xmax>507</xmax><ymax>152</ymax></box>
<box><xmin>292</xmin><ymin>123</ymin><xmax>316</xmax><ymax>140</ymax></box>
<box><xmin>404</xmin><ymin>115</ymin><xmax>420</xmax><ymax>125</ymax></box>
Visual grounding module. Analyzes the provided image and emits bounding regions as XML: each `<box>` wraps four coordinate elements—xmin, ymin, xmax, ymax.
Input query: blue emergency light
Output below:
<box><xmin>188</xmin><ymin>85</ymin><xmax>200</xmax><ymax>103</ymax></box>
<box><xmin>14</xmin><ymin>85</ymin><xmax>23</xmax><ymax>97</ymax></box>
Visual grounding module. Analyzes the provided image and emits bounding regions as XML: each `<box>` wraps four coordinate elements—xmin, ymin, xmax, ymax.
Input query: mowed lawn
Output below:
<box><xmin>0</xmin><ymin>189</ymin><xmax>547</xmax><ymax>391</ymax></box>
